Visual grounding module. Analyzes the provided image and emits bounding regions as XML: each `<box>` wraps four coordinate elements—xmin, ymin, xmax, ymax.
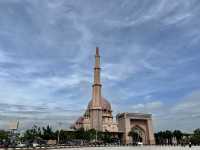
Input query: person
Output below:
<box><xmin>189</xmin><ymin>142</ymin><xmax>192</xmax><ymax>148</ymax></box>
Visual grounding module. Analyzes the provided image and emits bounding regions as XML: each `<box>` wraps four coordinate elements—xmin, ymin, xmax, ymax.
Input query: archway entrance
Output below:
<box><xmin>129</xmin><ymin>126</ymin><xmax>146</xmax><ymax>144</ymax></box>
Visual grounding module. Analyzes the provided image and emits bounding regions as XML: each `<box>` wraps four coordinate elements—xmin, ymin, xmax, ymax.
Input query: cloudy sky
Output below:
<box><xmin>0</xmin><ymin>0</ymin><xmax>200</xmax><ymax>132</ymax></box>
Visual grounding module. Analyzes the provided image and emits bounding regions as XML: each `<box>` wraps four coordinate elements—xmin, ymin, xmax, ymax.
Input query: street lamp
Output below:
<box><xmin>57</xmin><ymin>122</ymin><xmax>62</xmax><ymax>145</ymax></box>
<box><xmin>95</xmin><ymin>130</ymin><xmax>98</xmax><ymax>142</ymax></box>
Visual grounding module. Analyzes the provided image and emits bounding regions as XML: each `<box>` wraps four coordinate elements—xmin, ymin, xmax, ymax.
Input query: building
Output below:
<box><xmin>117</xmin><ymin>113</ymin><xmax>155</xmax><ymax>144</ymax></box>
<box><xmin>73</xmin><ymin>47</ymin><xmax>155</xmax><ymax>144</ymax></box>
<box><xmin>73</xmin><ymin>47</ymin><xmax>118</xmax><ymax>132</ymax></box>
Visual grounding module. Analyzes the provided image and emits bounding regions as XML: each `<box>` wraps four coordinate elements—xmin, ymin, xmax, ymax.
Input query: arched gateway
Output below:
<box><xmin>117</xmin><ymin>113</ymin><xmax>155</xmax><ymax>145</ymax></box>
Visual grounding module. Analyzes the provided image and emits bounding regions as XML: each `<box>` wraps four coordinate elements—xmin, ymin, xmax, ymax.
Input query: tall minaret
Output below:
<box><xmin>91</xmin><ymin>47</ymin><xmax>102</xmax><ymax>108</ymax></box>
<box><xmin>90</xmin><ymin>47</ymin><xmax>103</xmax><ymax>131</ymax></box>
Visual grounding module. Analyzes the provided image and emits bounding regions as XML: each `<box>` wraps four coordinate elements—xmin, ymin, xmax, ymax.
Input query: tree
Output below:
<box><xmin>155</xmin><ymin>130</ymin><xmax>175</xmax><ymax>145</ymax></box>
<box><xmin>93</xmin><ymin>130</ymin><xmax>112</xmax><ymax>143</ymax></box>
<box><xmin>155</xmin><ymin>132</ymin><xmax>163</xmax><ymax>145</ymax></box>
<box><xmin>42</xmin><ymin>125</ymin><xmax>56</xmax><ymax>140</ymax></box>
<box><xmin>54</xmin><ymin>130</ymin><xmax>77</xmax><ymax>144</ymax></box>
<box><xmin>191</xmin><ymin>128</ymin><xmax>200</xmax><ymax>144</ymax></box>
<box><xmin>0</xmin><ymin>130</ymin><xmax>9</xmax><ymax>140</ymax></box>
<box><xmin>86</xmin><ymin>129</ymin><xmax>96</xmax><ymax>141</ymax></box>
<box><xmin>155</xmin><ymin>131</ymin><xmax>165</xmax><ymax>145</ymax></box>
<box><xmin>164</xmin><ymin>130</ymin><xmax>173</xmax><ymax>145</ymax></box>
<box><xmin>75</xmin><ymin>128</ymin><xmax>86</xmax><ymax>140</ymax></box>
<box><xmin>173</xmin><ymin>130</ymin><xmax>183</xmax><ymax>144</ymax></box>
<box><xmin>101</xmin><ymin>131</ymin><xmax>112</xmax><ymax>143</ymax></box>
<box><xmin>22</xmin><ymin>125</ymin><xmax>56</xmax><ymax>142</ymax></box>
<box><xmin>23</xmin><ymin>125</ymin><xmax>42</xmax><ymax>142</ymax></box>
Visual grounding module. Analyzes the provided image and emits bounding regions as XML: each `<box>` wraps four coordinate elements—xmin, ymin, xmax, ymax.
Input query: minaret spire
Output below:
<box><xmin>90</xmin><ymin>47</ymin><xmax>103</xmax><ymax>131</ymax></box>
<box><xmin>96</xmin><ymin>47</ymin><xmax>100</xmax><ymax>57</ymax></box>
<box><xmin>91</xmin><ymin>47</ymin><xmax>102</xmax><ymax>108</ymax></box>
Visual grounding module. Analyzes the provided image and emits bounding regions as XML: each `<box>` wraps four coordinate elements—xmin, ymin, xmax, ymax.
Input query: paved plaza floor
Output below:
<box><xmin>51</xmin><ymin>146</ymin><xmax>200</xmax><ymax>150</ymax></box>
<box><xmin>1</xmin><ymin>146</ymin><xmax>199</xmax><ymax>150</ymax></box>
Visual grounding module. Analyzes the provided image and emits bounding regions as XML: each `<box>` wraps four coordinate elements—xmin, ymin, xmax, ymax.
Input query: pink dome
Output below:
<box><xmin>88</xmin><ymin>97</ymin><xmax>112</xmax><ymax>111</ymax></box>
<box><xmin>76</xmin><ymin>116</ymin><xmax>84</xmax><ymax>124</ymax></box>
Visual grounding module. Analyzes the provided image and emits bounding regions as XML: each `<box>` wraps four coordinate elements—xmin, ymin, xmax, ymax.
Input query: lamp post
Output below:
<box><xmin>95</xmin><ymin>130</ymin><xmax>98</xmax><ymax>142</ymax></box>
<box><xmin>57</xmin><ymin>122</ymin><xmax>62</xmax><ymax>145</ymax></box>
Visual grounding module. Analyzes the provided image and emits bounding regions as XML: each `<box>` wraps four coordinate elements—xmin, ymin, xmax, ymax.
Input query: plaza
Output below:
<box><xmin>0</xmin><ymin>146</ymin><xmax>199</xmax><ymax>150</ymax></box>
<box><xmin>50</xmin><ymin>146</ymin><xmax>200</xmax><ymax>150</ymax></box>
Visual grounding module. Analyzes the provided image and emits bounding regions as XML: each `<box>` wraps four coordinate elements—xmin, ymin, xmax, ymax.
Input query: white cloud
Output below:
<box><xmin>146</xmin><ymin>101</ymin><xmax>163</xmax><ymax>109</ymax></box>
<box><xmin>0</xmin><ymin>50</ymin><xmax>13</xmax><ymax>63</ymax></box>
<box><xmin>32</xmin><ymin>73</ymin><xmax>90</xmax><ymax>89</ymax></box>
<box><xmin>163</xmin><ymin>13</ymin><xmax>192</xmax><ymax>25</ymax></box>
<box><xmin>102</xmin><ymin>62</ymin><xmax>137</xmax><ymax>81</ymax></box>
<box><xmin>131</xmin><ymin>101</ymin><xmax>163</xmax><ymax>113</ymax></box>
<box><xmin>132</xmin><ymin>103</ymin><xmax>144</xmax><ymax>110</ymax></box>
<box><xmin>154</xmin><ymin>90</ymin><xmax>200</xmax><ymax>132</ymax></box>
<box><xmin>172</xmin><ymin>90</ymin><xmax>200</xmax><ymax>114</ymax></box>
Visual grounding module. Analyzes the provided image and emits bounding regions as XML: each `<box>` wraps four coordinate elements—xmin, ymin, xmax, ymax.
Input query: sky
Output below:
<box><xmin>0</xmin><ymin>0</ymin><xmax>200</xmax><ymax>132</ymax></box>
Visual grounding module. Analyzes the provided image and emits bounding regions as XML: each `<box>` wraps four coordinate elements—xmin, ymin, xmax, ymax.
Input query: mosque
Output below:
<box><xmin>73</xmin><ymin>48</ymin><xmax>155</xmax><ymax>145</ymax></box>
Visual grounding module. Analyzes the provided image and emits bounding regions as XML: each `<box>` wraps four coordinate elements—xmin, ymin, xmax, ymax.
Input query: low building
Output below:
<box><xmin>116</xmin><ymin>112</ymin><xmax>155</xmax><ymax>144</ymax></box>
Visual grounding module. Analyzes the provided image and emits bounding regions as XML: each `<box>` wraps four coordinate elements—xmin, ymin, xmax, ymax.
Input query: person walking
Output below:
<box><xmin>189</xmin><ymin>142</ymin><xmax>192</xmax><ymax>148</ymax></box>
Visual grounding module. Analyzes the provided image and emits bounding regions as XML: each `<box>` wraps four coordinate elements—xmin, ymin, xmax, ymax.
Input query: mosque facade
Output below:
<box><xmin>73</xmin><ymin>48</ymin><xmax>155</xmax><ymax>145</ymax></box>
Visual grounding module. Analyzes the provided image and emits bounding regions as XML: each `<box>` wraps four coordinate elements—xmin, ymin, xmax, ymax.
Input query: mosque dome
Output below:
<box><xmin>76</xmin><ymin>116</ymin><xmax>84</xmax><ymax>124</ymax></box>
<box><xmin>88</xmin><ymin>97</ymin><xmax>112</xmax><ymax>111</ymax></box>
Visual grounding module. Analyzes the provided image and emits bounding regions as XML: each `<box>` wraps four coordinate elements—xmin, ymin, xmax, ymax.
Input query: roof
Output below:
<box><xmin>116</xmin><ymin>112</ymin><xmax>152</xmax><ymax>119</ymax></box>
<box><xmin>75</xmin><ymin>116</ymin><xmax>84</xmax><ymax>124</ymax></box>
<box><xmin>88</xmin><ymin>97</ymin><xmax>112</xmax><ymax>111</ymax></box>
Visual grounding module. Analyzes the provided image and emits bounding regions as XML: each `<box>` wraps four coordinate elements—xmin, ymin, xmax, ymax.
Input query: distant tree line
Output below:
<box><xmin>0</xmin><ymin>125</ymin><xmax>114</xmax><ymax>146</ymax></box>
<box><xmin>22</xmin><ymin>125</ymin><xmax>113</xmax><ymax>143</ymax></box>
<box><xmin>155</xmin><ymin>129</ymin><xmax>200</xmax><ymax>145</ymax></box>
<box><xmin>58</xmin><ymin>128</ymin><xmax>113</xmax><ymax>144</ymax></box>
<box><xmin>1</xmin><ymin>126</ymin><xmax>200</xmax><ymax>146</ymax></box>
<box><xmin>0</xmin><ymin>130</ymin><xmax>9</xmax><ymax>141</ymax></box>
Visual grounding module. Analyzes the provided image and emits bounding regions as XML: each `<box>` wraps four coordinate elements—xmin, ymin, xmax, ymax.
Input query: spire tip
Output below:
<box><xmin>96</xmin><ymin>47</ymin><xmax>99</xmax><ymax>56</ymax></box>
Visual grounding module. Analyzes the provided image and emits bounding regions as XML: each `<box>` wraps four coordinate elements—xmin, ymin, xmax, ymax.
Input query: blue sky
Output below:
<box><xmin>0</xmin><ymin>0</ymin><xmax>200</xmax><ymax>132</ymax></box>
